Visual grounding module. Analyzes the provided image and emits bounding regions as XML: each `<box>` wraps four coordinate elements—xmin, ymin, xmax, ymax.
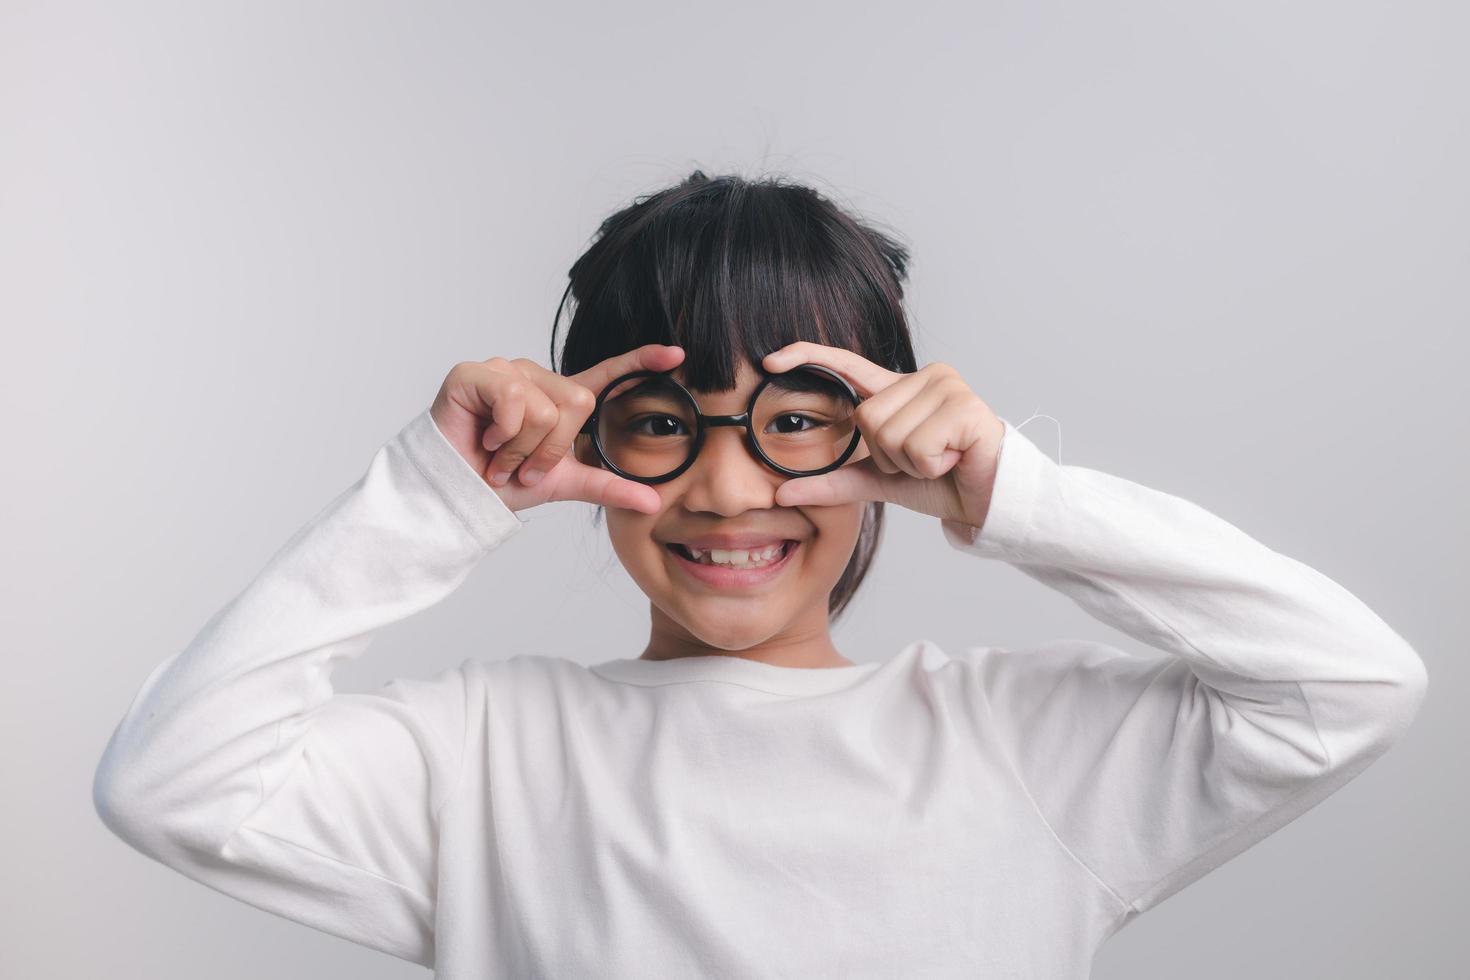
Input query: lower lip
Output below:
<box><xmin>665</xmin><ymin>540</ymin><xmax>800</xmax><ymax>589</ymax></box>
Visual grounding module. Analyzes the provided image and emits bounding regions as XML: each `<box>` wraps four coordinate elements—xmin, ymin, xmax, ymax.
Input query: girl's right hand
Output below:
<box><xmin>428</xmin><ymin>344</ymin><xmax>685</xmax><ymax>515</ymax></box>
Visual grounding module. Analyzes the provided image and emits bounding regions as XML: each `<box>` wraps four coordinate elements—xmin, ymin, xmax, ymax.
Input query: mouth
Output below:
<box><xmin>664</xmin><ymin>539</ymin><xmax>800</xmax><ymax>588</ymax></box>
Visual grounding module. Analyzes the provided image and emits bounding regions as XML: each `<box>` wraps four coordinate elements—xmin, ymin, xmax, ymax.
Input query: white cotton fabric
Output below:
<box><xmin>93</xmin><ymin>406</ymin><xmax>1428</xmax><ymax>978</ymax></box>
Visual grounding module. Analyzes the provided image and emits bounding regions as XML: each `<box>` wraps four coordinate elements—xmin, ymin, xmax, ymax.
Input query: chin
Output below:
<box><xmin>667</xmin><ymin>605</ymin><xmax>783</xmax><ymax>651</ymax></box>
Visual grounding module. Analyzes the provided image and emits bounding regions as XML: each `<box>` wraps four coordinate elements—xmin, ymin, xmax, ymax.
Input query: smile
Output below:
<box><xmin>664</xmin><ymin>539</ymin><xmax>799</xmax><ymax>588</ymax></box>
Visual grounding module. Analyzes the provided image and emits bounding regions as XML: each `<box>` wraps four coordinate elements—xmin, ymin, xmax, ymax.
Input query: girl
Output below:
<box><xmin>93</xmin><ymin>171</ymin><xmax>1427</xmax><ymax>978</ymax></box>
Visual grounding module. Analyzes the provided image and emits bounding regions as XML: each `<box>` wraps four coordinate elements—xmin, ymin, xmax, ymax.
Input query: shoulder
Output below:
<box><xmin>938</xmin><ymin>639</ymin><xmax>1176</xmax><ymax>710</ymax></box>
<box><xmin>945</xmin><ymin>638</ymin><xmax>1152</xmax><ymax>675</ymax></box>
<box><xmin>458</xmin><ymin>652</ymin><xmax>608</xmax><ymax>698</ymax></box>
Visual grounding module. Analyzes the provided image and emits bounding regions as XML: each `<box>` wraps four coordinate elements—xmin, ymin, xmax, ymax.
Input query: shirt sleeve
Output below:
<box><xmin>941</xmin><ymin>418</ymin><xmax>1428</xmax><ymax>929</ymax></box>
<box><xmin>92</xmin><ymin>406</ymin><xmax>526</xmax><ymax>968</ymax></box>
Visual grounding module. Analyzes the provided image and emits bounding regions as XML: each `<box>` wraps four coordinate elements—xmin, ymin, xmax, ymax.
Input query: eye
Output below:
<box><xmin>765</xmin><ymin>413</ymin><xmax>825</xmax><ymax>435</ymax></box>
<box><xmin>627</xmin><ymin>414</ymin><xmax>690</xmax><ymax>436</ymax></box>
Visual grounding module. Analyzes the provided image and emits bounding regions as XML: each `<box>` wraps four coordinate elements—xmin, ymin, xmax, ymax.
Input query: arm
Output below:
<box><xmin>92</xmin><ymin>407</ymin><xmax>525</xmax><ymax>967</ymax></box>
<box><xmin>942</xmin><ymin>419</ymin><xmax>1428</xmax><ymax>928</ymax></box>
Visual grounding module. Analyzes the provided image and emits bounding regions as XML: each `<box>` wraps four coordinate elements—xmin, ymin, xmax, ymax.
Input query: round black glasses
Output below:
<box><xmin>577</xmin><ymin>363</ymin><xmax>864</xmax><ymax>485</ymax></box>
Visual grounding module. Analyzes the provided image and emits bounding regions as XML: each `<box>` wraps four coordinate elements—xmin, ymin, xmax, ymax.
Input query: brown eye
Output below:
<box><xmin>765</xmin><ymin>414</ymin><xmax>822</xmax><ymax>435</ymax></box>
<box><xmin>628</xmin><ymin>414</ymin><xmax>689</xmax><ymax>437</ymax></box>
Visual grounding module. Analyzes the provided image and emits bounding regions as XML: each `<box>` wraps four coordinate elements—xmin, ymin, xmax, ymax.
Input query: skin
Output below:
<box><xmin>601</xmin><ymin>356</ymin><xmax>867</xmax><ymax>668</ymax></box>
<box><xmin>429</xmin><ymin>340</ymin><xmax>1008</xmax><ymax>670</ymax></box>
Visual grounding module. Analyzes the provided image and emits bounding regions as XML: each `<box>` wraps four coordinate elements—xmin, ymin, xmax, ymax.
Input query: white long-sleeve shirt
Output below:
<box><xmin>93</xmin><ymin>405</ymin><xmax>1428</xmax><ymax>978</ymax></box>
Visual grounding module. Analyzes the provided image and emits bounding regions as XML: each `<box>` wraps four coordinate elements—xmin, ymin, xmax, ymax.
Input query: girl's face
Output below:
<box><xmin>591</xmin><ymin>357</ymin><xmax>869</xmax><ymax>652</ymax></box>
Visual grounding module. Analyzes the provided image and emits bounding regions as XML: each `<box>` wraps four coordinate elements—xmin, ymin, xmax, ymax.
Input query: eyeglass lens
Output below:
<box><xmin>594</xmin><ymin>368</ymin><xmax>858</xmax><ymax>480</ymax></box>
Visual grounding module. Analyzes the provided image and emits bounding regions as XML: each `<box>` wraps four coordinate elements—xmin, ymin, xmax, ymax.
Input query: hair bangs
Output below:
<box><xmin>552</xmin><ymin>172</ymin><xmax>916</xmax><ymax>390</ymax></box>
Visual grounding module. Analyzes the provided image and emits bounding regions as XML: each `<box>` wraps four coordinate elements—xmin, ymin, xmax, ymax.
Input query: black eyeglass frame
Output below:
<box><xmin>577</xmin><ymin>362</ymin><xmax>865</xmax><ymax>485</ymax></box>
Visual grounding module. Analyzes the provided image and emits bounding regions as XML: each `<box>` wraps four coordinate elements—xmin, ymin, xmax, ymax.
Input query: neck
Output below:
<box><xmin>639</xmin><ymin>602</ymin><xmax>856</xmax><ymax>668</ymax></box>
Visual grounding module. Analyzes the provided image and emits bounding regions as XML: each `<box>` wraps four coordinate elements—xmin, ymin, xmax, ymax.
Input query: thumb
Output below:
<box><xmin>542</xmin><ymin>456</ymin><xmax>663</xmax><ymax>515</ymax></box>
<box><xmin>775</xmin><ymin>457</ymin><xmax>902</xmax><ymax>507</ymax></box>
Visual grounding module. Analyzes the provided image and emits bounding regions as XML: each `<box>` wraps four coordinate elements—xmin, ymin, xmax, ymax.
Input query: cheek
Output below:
<box><xmin>604</xmin><ymin>508</ymin><xmax>671</xmax><ymax>586</ymax></box>
<box><xmin>803</xmin><ymin>504</ymin><xmax>867</xmax><ymax>575</ymax></box>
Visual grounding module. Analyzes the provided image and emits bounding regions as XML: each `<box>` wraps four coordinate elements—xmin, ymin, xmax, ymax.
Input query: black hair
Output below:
<box><xmin>551</xmin><ymin>169</ymin><xmax>920</xmax><ymax>624</ymax></box>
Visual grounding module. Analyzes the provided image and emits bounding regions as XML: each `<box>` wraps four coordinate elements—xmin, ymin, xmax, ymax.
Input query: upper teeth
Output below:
<box><xmin>686</xmin><ymin>543</ymin><xmax>785</xmax><ymax>566</ymax></box>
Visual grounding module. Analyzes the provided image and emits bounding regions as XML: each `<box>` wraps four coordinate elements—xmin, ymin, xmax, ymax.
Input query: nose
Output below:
<box><xmin>671</xmin><ymin>425</ymin><xmax>780</xmax><ymax>516</ymax></box>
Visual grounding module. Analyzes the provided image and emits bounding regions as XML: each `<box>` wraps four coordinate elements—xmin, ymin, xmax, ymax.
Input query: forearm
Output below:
<box><xmin>93</xmin><ymin>408</ymin><xmax>525</xmax><ymax>857</ymax></box>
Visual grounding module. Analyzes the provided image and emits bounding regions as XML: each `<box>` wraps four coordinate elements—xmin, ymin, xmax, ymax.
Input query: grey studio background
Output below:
<box><xmin>2</xmin><ymin>2</ymin><xmax>1464</xmax><ymax>977</ymax></box>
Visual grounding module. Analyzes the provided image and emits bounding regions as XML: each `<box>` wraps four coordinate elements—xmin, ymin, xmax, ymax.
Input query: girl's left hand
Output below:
<box><xmin>762</xmin><ymin>342</ymin><xmax>1007</xmax><ymax>531</ymax></box>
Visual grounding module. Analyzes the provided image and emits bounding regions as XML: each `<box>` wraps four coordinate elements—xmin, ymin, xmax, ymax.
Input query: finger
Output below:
<box><xmin>760</xmin><ymin>341</ymin><xmax>902</xmax><ymax>398</ymax></box>
<box><xmin>543</xmin><ymin>456</ymin><xmax>663</xmax><ymax>514</ymax></box>
<box><xmin>850</xmin><ymin>371</ymin><xmax>938</xmax><ymax>476</ymax></box>
<box><xmin>504</xmin><ymin>360</ymin><xmax>599</xmax><ymax>486</ymax></box>
<box><xmin>475</xmin><ymin>365</ymin><xmax>526</xmax><ymax>453</ymax></box>
<box><xmin>860</xmin><ymin>432</ymin><xmax>904</xmax><ymax>476</ymax></box>
<box><xmin>902</xmin><ymin>408</ymin><xmax>966</xmax><ymax>479</ymax></box>
<box><xmin>485</xmin><ymin>383</ymin><xmax>560</xmax><ymax>486</ymax></box>
<box><xmin>847</xmin><ymin>371</ymin><xmax>932</xmax><ymax>476</ymax></box>
<box><xmin>868</xmin><ymin>380</ymin><xmax>953</xmax><ymax>478</ymax></box>
<box><xmin>570</xmin><ymin>343</ymin><xmax>686</xmax><ymax>399</ymax></box>
<box><xmin>774</xmin><ymin>456</ymin><xmax>905</xmax><ymax>508</ymax></box>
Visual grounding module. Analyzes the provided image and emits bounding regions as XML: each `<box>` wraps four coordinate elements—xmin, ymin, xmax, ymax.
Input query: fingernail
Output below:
<box><xmin>521</xmin><ymin>469</ymin><xmax>543</xmax><ymax>486</ymax></box>
<box><xmin>491</xmin><ymin>470</ymin><xmax>510</xmax><ymax>486</ymax></box>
